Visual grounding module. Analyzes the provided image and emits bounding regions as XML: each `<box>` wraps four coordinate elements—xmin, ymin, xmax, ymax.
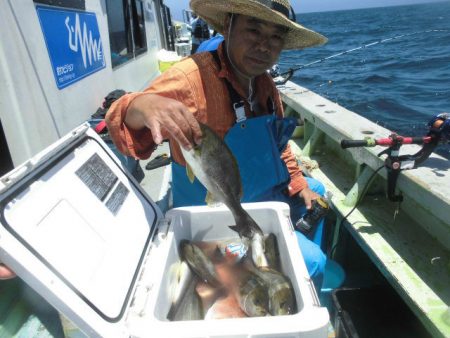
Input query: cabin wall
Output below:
<box><xmin>0</xmin><ymin>0</ymin><xmax>163</xmax><ymax>168</ymax></box>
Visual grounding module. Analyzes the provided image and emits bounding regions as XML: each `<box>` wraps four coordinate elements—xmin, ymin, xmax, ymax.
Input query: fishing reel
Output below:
<box><xmin>341</xmin><ymin>113</ymin><xmax>449</xmax><ymax>202</ymax></box>
<box><xmin>428</xmin><ymin>113</ymin><xmax>450</xmax><ymax>142</ymax></box>
<box><xmin>269</xmin><ymin>64</ymin><xmax>294</xmax><ymax>86</ymax></box>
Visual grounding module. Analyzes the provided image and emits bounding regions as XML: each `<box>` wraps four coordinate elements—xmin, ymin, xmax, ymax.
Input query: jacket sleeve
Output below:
<box><xmin>105</xmin><ymin>64</ymin><xmax>202</xmax><ymax>160</ymax></box>
<box><xmin>105</xmin><ymin>91</ymin><xmax>156</xmax><ymax>159</ymax></box>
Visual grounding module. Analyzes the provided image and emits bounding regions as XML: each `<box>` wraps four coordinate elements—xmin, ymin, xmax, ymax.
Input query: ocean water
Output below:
<box><xmin>280</xmin><ymin>1</ymin><xmax>450</xmax><ymax>159</ymax></box>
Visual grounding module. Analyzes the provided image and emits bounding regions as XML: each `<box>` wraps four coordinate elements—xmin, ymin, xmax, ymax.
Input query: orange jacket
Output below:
<box><xmin>106</xmin><ymin>44</ymin><xmax>308</xmax><ymax>196</ymax></box>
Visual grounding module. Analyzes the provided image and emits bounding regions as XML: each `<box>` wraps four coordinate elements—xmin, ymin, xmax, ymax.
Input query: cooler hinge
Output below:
<box><xmin>155</xmin><ymin>217</ymin><xmax>171</xmax><ymax>241</ymax></box>
<box><xmin>129</xmin><ymin>242</ymin><xmax>154</xmax><ymax>317</ymax></box>
<box><xmin>129</xmin><ymin>218</ymin><xmax>171</xmax><ymax>317</ymax></box>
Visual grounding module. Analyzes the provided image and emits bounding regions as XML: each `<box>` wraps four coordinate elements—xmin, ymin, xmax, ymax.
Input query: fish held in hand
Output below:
<box><xmin>180</xmin><ymin>123</ymin><xmax>242</xmax><ymax>207</ymax></box>
<box><xmin>180</xmin><ymin>240</ymin><xmax>221</xmax><ymax>287</ymax></box>
<box><xmin>181</xmin><ymin>123</ymin><xmax>268</xmax><ymax>267</ymax></box>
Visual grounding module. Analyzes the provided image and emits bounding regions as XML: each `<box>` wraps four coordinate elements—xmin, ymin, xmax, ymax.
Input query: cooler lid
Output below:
<box><xmin>0</xmin><ymin>124</ymin><xmax>161</xmax><ymax>336</ymax></box>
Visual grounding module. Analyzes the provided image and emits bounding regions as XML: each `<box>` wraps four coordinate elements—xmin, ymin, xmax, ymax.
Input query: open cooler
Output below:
<box><xmin>0</xmin><ymin>123</ymin><xmax>329</xmax><ymax>337</ymax></box>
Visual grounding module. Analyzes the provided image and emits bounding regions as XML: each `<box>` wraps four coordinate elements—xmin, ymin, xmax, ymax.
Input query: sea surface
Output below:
<box><xmin>279</xmin><ymin>1</ymin><xmax>450</xmax><ymax>159</ymax></box>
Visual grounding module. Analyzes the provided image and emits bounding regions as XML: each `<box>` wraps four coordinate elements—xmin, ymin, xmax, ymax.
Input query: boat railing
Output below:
<box><xmin>279</xmin><ymin>80</ymin><xmax>450</xmax><ymax>338</ymax></box>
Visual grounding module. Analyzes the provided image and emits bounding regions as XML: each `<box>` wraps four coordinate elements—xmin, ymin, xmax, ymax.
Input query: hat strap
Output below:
<box><xmin>255</xmin><ymin>0</ymin><xmax>290</xmax><ymax>18</ymax></box>
<box><xmin>289</xmin><ymin>6</ymin><xmax>296</xmax><ymax>22</ymax></box>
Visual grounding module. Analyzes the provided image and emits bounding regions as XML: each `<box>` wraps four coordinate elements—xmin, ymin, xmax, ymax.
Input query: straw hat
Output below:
<box><xmin>190</xmin><ymin>0</ymin><xmax>327</xmax><ymax>49</ymax></box>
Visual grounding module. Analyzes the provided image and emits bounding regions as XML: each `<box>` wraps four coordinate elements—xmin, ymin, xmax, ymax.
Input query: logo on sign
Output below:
<box><xmin>37</xmin><ymin>6</ymin><xmax>106</xmax><ymax>89</ymax></box>
<box><xmin>65</xmin><ymin>15</ymin><xmax>104</xmax><ymax>69</ymax></box>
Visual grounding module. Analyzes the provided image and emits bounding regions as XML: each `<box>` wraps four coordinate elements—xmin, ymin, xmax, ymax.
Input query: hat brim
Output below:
<box><xmin>190</xmin><ymin>0</ymin><xmax>327</xmax><ymax>49</ymax></box>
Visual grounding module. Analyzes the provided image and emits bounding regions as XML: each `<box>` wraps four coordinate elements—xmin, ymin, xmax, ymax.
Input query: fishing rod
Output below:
<box><xmin>328</xmin><ymin>113</ymin><xmax>449</xmax><ymax>258</ymax></box>
<box><xmin>341</xmin><ymin>113</ymin><xmax>450</xmax><ymax>202</ymax></box>
<box><xmin>275</xmin><ymin>29</ymin><xmax>449</xmax><ymax>84</ymax></box>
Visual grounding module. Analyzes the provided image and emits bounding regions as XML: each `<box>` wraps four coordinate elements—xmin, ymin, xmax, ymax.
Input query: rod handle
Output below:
<box><xmin>340</xmin><ymin>139</ymin><xmax>370</xmax><ymax>148</ymax></box>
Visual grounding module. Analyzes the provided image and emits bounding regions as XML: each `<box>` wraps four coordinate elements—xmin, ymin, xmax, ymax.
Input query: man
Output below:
<box><xmin>190</xmin><ymin>13</ymin><xmax>211</xmax><ymax>54</ymax></box>
<box><xmin>106</xmin><ymin>0</ymin><xmax>328</xmax><ymax>286</ymax></box>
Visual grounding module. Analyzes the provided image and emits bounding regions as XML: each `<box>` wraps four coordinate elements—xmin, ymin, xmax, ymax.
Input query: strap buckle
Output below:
<box><xmin>233</xmin><ymin>102</ymin><xmax>246</xmax><ymax>123</ymax></box>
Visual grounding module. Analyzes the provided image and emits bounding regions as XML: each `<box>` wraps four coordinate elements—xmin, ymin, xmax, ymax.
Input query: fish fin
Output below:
<box><xmin>205</xmin><ymin>191</ymin><xmax>222</xmax><ymax>207</ymax></box>
<box><xmin>166</xmin><ymin>303</ymin><xmax>177</xmax><ymax>321</ymax></box>
<box><xmin>205</xmin><ymin>191</ymin><xmax>214</xmax><ymax>206</ymax></box>
<box><xmin>186</xmin><ymin>163</ymin><xmax>195</xmax><ymax>183</ymax></box>
<box><xmin>213</xmin><ymin>246</ymin><xmax>225</xmax><ymax>263</ymax></box>
<box><xmin>228</xmin><ymin>225</ymin><xmax>240</xmax><ymax>234</ymax></box>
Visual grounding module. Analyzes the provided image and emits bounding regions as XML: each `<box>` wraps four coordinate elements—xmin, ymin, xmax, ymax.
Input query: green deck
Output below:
<box><xmin>0</xmin><ymin>279</ymin><xmax>63</xmax><ymax>338</ymax></box>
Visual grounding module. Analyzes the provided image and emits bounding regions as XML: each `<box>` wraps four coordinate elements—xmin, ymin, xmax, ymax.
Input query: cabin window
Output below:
<box><xmin>106</xmin><ymin>0</ymin><xmax>148</xmax><ymax>68</ymax></box>
<box><xmin>0</xmin><ymin>120</ymin><xmax>14</xmax><ymax>176</ymax></box>
<box><xmin>33</xmin><ymin>0</ymin><xmax>85</xmax><ymax>10</ymax></box>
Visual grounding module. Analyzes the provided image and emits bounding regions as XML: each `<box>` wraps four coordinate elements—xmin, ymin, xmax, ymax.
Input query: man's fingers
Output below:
<box><xmin>305</xmin><ymin>199</ymin><xmax>312</xmax><ymax>210</ymax></box>
<box><xmin>147</xmin><ymin>119</ymin><xmax>164</xmax><ymax>145</ymax></box>
<box><xmin>162</xmin><ymin>119</ymin><xmax>194</xmax><ymax>150</ymax></box>
<box><xmin>169</xmin><ymin>128</ymin><xmax>193</xmax><ymax>150</ymax></box>
<box><xmin>182</xmin><ymin>108</ymin><xmax>202</xmax><ymax>145</ymax></box>
<box><xmin>300</xmin><ymin>188</ymin><xmax>318</xmax><ymax>210</ymax></box>
<box><xmin>141</xmin><ymin>96</ymin><xmax>199</xmax><ymax>149</ymax></box>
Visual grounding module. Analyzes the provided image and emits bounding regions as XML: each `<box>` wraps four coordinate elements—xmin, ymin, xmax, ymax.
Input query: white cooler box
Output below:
<box><xmin>0</xmin><ymin>124</ymin><xmax>329</xmax><ymax>338</ymax></box>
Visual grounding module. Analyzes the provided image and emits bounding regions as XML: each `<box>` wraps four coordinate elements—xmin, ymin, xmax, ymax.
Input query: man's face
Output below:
<box><xmin>223</xmin><ymin>14</ymin><xmax>287</xmax><ymax>78</ymax></box>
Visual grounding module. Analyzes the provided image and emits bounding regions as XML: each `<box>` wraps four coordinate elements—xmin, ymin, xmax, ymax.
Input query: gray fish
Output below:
<box><xmin>180</xmin><ymin>240</ymin><xmax>221</xmax><ymax>287</ymax></box>
<box><xmin>167</xmin><ymin>276</ymin><xmax>203</xmax><ymax>321</ymax></box>
<box><xmin>264</xmin><ymin>233</ymin><xmax>281</xmax><ymax>271</ymax></box>
<box><xmin>166</xmin><ymin>261</ymin><xmax>193</xmax><ymax>320</ymax></box>
<box><xmin>181</xmin><ymin>123</ymin><xmax>268</xmax><ymax>268</ymax></box>
<box><xmin>236</xmin><ymin>269</ymin><xmax>270</xmax><ymax>317</ymax></box>
<box><xmin>246</xmin><ymin>262</ymin><xmax>296</xmax><ymax>316</ymax></box>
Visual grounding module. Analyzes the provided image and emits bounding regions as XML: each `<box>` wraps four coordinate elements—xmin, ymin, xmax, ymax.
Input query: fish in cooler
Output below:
<box><xmin>168</xmin><ymin>234</ymin><xmax>295</xmax><ymax>320</ymax></box>
<box><xmin>244</xmin><ymin>260</ymin><xmax>296</xmax><ymax>316</ymax></box>
<box><xmin>168</xmin><ymin>275</ymin><xmax>204</xmax><ymax>321</ymax></box>
<box><xmin>264</xmin><ymin>233</ymin><xmax>281</xmax><ymax>271</ymax></box>
<box><xmin>179</xmin><ymin>240</ymin><xmax>222</xmax><ymax>287</ymax></box>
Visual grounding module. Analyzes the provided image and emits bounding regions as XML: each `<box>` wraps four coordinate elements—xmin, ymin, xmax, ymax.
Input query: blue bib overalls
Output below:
<box><xmin>172</xmin><ymin>114</ymin><xmax>326</xmax><ymax>287</ymax></box>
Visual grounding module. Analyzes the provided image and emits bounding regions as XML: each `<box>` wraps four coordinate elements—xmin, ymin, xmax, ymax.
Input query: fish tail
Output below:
<box><xmin>228</xmin><ymin>211</ymin><xmax>255</xmax><ymax>239</ymax></box>
<box><xmin>166</xmin><ymin>303</ymin><xmax>177</xmax><ymax>321</ymax></box>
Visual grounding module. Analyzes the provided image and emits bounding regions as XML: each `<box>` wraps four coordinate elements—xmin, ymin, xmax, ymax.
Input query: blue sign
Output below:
<box><xmin>36</xmin><ymin>6</ymin><xmax>106</xmax><ymax>89</ymax></box>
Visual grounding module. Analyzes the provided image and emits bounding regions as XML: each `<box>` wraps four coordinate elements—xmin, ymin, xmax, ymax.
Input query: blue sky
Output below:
<box><xmin>164</xmin><ymin>0</ymin><xmax>445</xmax><ymax>21</ymax></box>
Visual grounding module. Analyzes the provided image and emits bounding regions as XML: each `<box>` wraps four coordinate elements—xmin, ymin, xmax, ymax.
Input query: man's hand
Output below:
<box><xmin>125</xmin><ymin>93</ymin><xmax>202</xmax><ymax>150</ymax></box>
<box><xmin>299</xmin><ymin>187</ymin><xmax>320</xmax><ymax>209</ymax></box>
<box><xmin>0</xmin><ymin>263</ymin><xmax>16</xmax><ymax>280</ymax></box>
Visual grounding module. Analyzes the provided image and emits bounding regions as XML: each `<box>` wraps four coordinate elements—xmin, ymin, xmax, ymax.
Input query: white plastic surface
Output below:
<box><xmin>0</xmin><ymin>125</ymin><xmax>159</xmax><ymax>337</ymax></box>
